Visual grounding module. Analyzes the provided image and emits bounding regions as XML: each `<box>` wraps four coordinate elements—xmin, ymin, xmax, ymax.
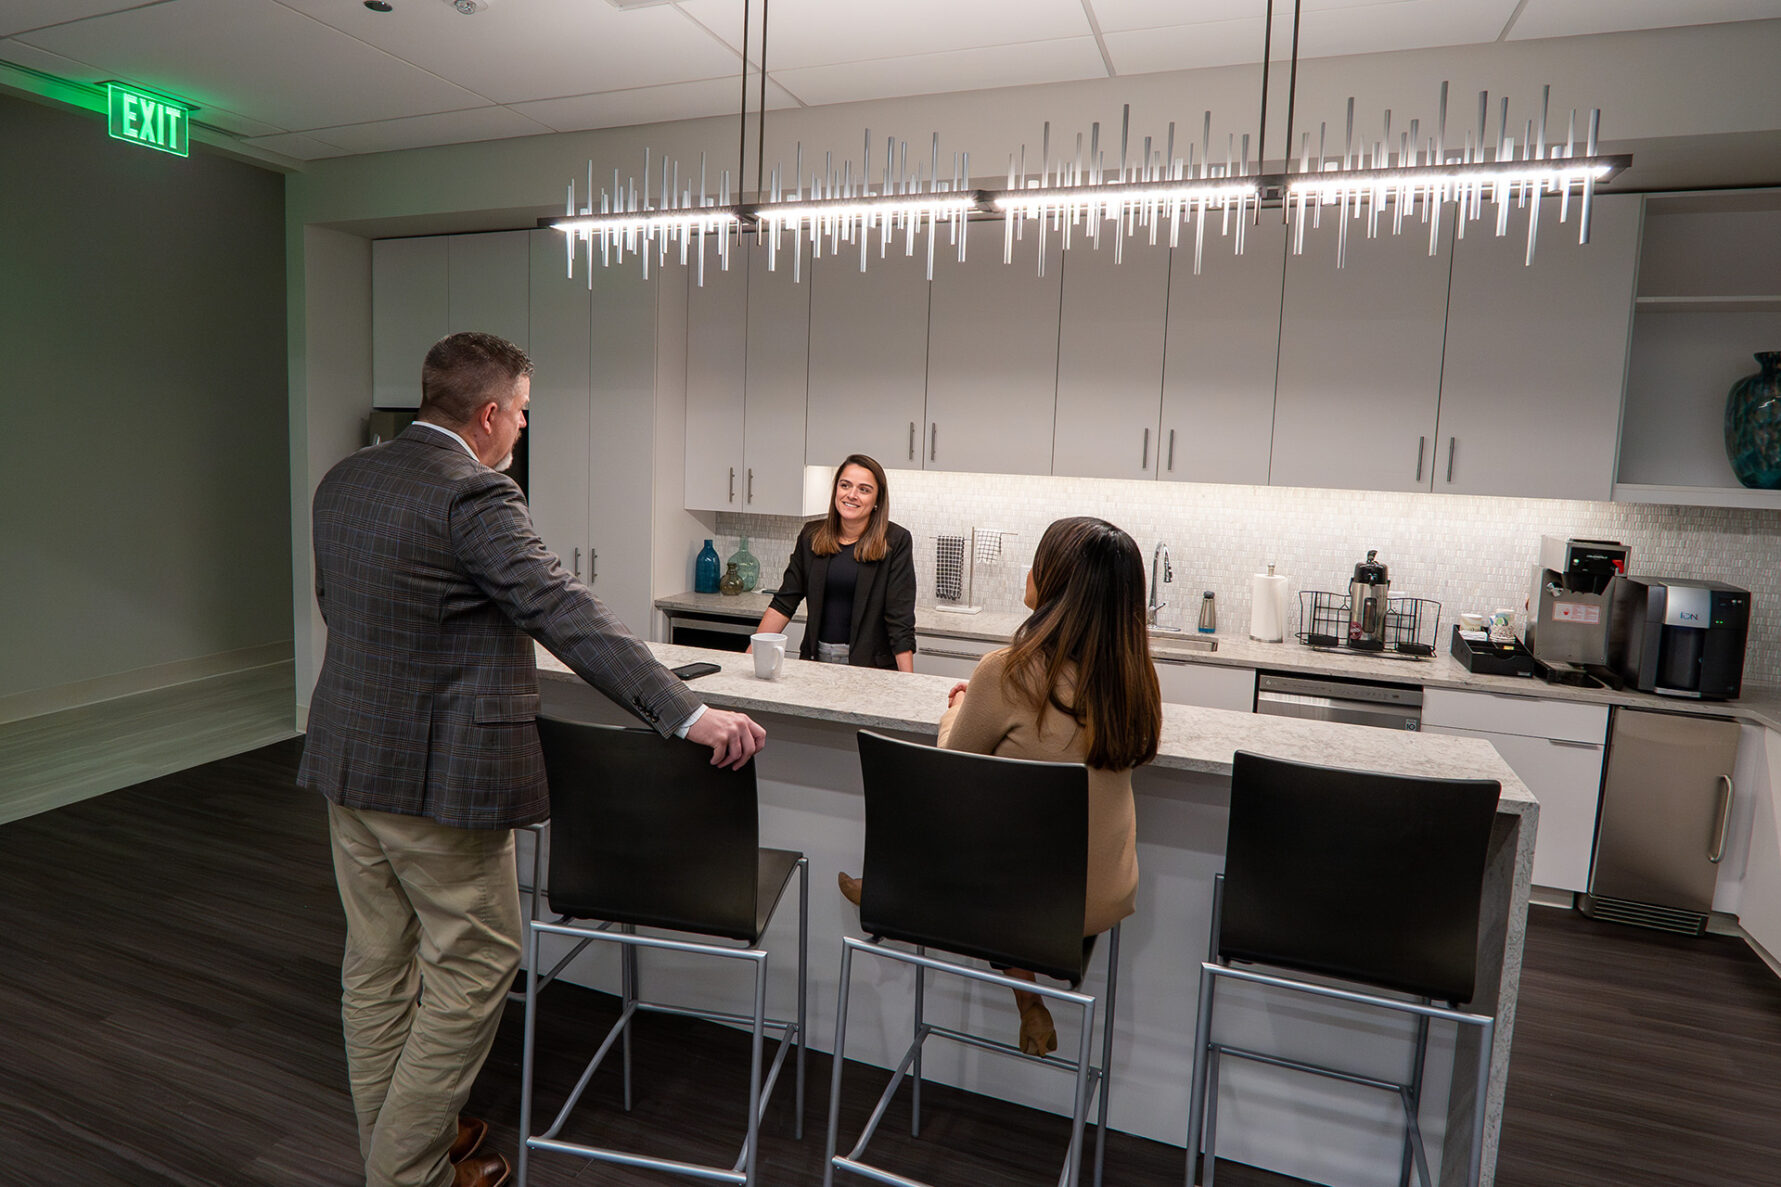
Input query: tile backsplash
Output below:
<box><xmin>716</xmin><ymin>472</ymin><xmax>1781</xmax><ymax>685</ymax></box>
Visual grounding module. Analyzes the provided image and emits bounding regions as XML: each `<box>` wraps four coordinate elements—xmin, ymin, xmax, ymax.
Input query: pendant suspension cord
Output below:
<box><xmin>1257</xmin><ymin>0</ymin><xmax>1273</xmax><ymax>173</ymax></box>
<box><xmin>1281</xmin><ymin>0</ymin><xmax>1303</xmax><ymax>221</ymax></box>
<box><xmin>756</xmin><ymin>0</ymin><xmax>769</xmax><ymax>201</ymax></box>
<box><xmin>1254</xmin><ymin>0</ymin><xmax>1274</xmax><ymax>221</ymax></box>
<box><xmin>737</xmin><ymin>0</ymin><xmax>750</xmax><ymax>199</ymax></box>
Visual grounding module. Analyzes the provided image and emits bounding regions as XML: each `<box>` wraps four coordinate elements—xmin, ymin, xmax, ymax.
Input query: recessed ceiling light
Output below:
<box><xmin>363</xmin><ymin>1</ymin><xmax>392</xmax><ymax>10</ymax></box>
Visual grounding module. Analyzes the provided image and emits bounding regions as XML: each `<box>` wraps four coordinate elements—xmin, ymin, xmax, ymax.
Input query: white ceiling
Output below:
<box><xmin>1</xmin><ymin>0</ymin><xmax>1777</xmax><ymax>162</ymax></box>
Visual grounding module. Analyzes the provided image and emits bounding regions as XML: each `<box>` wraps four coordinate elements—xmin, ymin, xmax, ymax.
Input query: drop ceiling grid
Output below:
<box><xmin>1508</xmin><ymin>0</ymin><xmax>1781</xmax><ymax>42</ymax></box>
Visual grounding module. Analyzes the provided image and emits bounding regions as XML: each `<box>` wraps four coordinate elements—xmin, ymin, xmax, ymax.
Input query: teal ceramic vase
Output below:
<box><xmin>1725</xmin><ymin>352</ymin><xmax>1781</xmax><ymax>489</ymax></box>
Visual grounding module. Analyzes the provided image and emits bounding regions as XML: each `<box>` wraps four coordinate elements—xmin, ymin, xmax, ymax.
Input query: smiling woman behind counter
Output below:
<box><xmin>752</xmin><ymin>453</ymin><xmax>917</xmax><ymax>671</ymax></box>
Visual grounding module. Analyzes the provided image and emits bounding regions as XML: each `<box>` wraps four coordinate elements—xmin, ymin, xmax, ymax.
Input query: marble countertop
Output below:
<box><xmin>536</xmin><ymin>640</ymin><xmax>1536</xmax><ymax>816</ymax></box>
<box><xmin>656</xmin><ymin>591</ymin><xmax>1781</xmax><ymax>731</ymax></box>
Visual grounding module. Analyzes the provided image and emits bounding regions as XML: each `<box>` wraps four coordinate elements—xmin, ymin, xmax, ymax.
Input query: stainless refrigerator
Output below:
<box><xmin>1584</xmin><ymin>708</ymin><xmax>1740</xmax><ymax>934</ymax></box>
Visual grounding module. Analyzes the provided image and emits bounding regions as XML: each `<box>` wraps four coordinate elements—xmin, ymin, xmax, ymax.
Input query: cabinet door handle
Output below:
<box><xmin>1709</xmin><ymin>774</ymin><xmax>1733</xmax><ymax>864</ymax></box>
<box><xmin>1415</xmin><ymin>436</ymin><xmax>1426</xmax><ymax>482</ymax></box>
<box><xmin>909</xmin><ymin>421</ymin><xmax>916</xmax><ymax>460</ymax></box>
<box><xmin>747</xmin><ymin>468</ymin><xmax>754</xmax><ymax>503</ymax></box>
<box><xmin>572</xmin><ymin>547</ymin><xmax>581</xmax><ymax>578</ymax></box>
<box><xmin>728</xmin><ymin>466</ymin><xmax>736</xmax><ymax>502</ymax></box>
<box><xmin>1141</xmin><ymin>427</ymin><xmax>1150</xmax><ymax>470</ymax></box>
<box><xmin>930</xmin><ymin>423</ymin><xmax>937</xmax><ymax>462</ymax></box>
<box><xmin>590</xmin><ymin>547</ymin><xmax>598</xmax><ymax>582</ymax></box>
<box><xmin>1167</xmin><ymin>428</ymin><xmax>1176</xmax><ymax>472</ymax></box>
<box><xmin>1446</xmin><ymin>436</ymin><xmax>1456</xmax><ymax>483</ymax></box>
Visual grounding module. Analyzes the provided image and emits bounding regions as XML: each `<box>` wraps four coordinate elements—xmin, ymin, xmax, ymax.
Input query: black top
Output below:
<box><xmin>818</xmin><ymin>542</ymin><xmax>860</xmax><ymax>644</ymax></box>
<box><xmin>768</xmin><ymin>521</ymin><xmax>918</xmax><ymax>669</ymax></box>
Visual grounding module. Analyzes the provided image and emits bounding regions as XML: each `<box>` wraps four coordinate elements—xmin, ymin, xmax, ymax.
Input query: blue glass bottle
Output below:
<box><xmin>694</xmin><ymin>539</ymin><xmax>721</xmax><ymax>594</ymax></box>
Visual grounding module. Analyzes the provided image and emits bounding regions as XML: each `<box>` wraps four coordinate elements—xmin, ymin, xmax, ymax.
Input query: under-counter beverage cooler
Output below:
<box><xmin>1583</xmin><ymin>708</ymin><xmax>1740</xmax><ymax>934</ymax></box>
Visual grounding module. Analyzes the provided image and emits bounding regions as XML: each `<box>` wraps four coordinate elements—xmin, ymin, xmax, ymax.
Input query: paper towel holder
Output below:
<box><xmin>1250</xmin><ymin>563</ymin><xmax>1289</xmax><ymax>643</ymax></box>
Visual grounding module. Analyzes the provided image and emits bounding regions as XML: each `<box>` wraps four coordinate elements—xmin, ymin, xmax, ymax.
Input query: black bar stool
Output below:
<box><xmin>519</xmin><ymin>717</ymin><xmax>809</xmax><ymax>1187</ymax></box>
<box><xmin>825</xmin><ymin>729</ymin><xmax>1121</xmax><ymax>1187</ymax></box>
<box><xmin>1184</xmin><ymin>750</ymin><xmax>1502</xmax><ymax>1187</ymax></box>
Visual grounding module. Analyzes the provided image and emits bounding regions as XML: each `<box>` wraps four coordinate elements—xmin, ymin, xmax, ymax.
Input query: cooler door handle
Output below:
<box><xmin>1709</xmin><ymin>775</ymin><xmax>1733</xmax><ymax>863</ymax></box>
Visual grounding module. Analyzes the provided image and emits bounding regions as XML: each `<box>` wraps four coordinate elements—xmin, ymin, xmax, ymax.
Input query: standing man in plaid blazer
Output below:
<box><xmin>299</xmin><ymin>331</ymin><xmax>765</xmax><ymax>1187</ymax></box>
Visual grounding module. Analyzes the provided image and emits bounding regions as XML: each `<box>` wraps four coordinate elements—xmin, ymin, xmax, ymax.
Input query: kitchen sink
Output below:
<box><xmin>1149</xmin><ymin>629</ymin><xmax>1218</xmax><ymax>653</ymax></box>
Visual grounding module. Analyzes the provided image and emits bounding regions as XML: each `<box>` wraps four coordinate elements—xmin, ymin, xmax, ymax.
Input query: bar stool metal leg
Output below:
<box><xmin>518</xmin><ymin>920</ymin><xmax>541</xmax><ymax>1187</ymax></box>
<box><xmin>1399</xmin><ymin>1006</ymin><xmax>1431</xmax><ymax>1187</ymax></box>
<box><xmin>822</xmin><ymin>940</ymin><xmax>858</xmax><ymax>1187</ymax></box>
<box><xmin>621</xmin><ymin>923</ymin><xmax>636</xmax><ymax>1112</ymax></box>
<box><xmin>911</xmin><ymin>947</ymin><xmax>926</xmax><ymax>1138</ymax></box>
<box><xmin>796</xmin><ymin>857</ymin><xmax>810</xmax><ymax>1141</ymax></box>
<box><xmin>1092</xmin><ymin>924</ymin><xmax>1121</xmax><ymax>1187</ymax></box>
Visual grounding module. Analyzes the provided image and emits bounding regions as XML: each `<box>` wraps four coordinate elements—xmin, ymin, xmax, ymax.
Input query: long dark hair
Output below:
<box><xmin>810</xmin><ymin>454</ymin><xmax>891</xmax><ymax>563</ymax></box>
<box><xmin>1001</xmin><ymin>517</ymin><xmax>1161</xmax><ymax>771</ymax></box>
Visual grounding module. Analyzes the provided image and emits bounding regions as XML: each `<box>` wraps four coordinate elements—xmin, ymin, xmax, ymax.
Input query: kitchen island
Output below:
<box><xmin>534</xmin><ymin>641</ymin><xmax>1536</xmax><ymax>1187</ymax></box>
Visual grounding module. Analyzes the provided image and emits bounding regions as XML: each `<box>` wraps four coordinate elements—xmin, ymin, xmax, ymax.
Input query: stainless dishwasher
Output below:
<box><xmin>1254</xmin><ymin>672</ymin><xmax>1423</xmax><ymax>731</ymax></box>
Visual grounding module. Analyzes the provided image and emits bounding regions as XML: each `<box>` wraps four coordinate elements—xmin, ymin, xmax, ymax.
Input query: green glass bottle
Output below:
<box><xmin>729</xmin><ymin>536</ymin><xmax>761</xmax><ymax>592</ymax></box>
<box><xmin>719</xmin><ymin>562</ymin><xmax>745</xmax><ymax>596</ymax></box>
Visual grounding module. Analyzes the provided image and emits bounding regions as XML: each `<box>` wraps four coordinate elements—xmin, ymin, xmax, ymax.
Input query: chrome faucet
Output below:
<box><xmin>1149</xmin><ymin>542</ymin><xmax>1173</xmax><ymax>626</ymax></box>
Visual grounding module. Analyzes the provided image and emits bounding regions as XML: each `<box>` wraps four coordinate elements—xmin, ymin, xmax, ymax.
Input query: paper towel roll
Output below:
<box><xmin>1250</xmin><ymin>571</ymin><xmax>1289</xmax><ymax>642</ymax></box>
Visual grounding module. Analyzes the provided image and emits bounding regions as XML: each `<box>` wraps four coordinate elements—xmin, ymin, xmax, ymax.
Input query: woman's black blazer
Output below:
<box><xmin>767</xmin><ymin>521</ymin><xmax>917</xmax><ymax>669</ymax></box>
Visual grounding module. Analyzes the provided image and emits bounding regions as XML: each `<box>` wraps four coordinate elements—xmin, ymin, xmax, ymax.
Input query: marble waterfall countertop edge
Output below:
<box><xmin>535</xmin><ymin>640</ymin><xmax>1537</xmax><ymax>815</ymax></box>
<box><xmin>654</xmin><ymin>592</ymin><xmax>1781</xmax><ymax>731</ymax></box>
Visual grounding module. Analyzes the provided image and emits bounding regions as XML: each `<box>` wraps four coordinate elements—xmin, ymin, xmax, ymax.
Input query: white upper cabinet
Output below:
<box><xmin>1159</xmin><ymin>219</ymin><xmax>1287</xmax><ymax>486</ymax></box>
<box><xmin>372</xmin><ymin>231</ymin><xmax>529</xmax><ymax>408</ymax></box>
<box><xmin>742</xmin><ymin>237</ymin><xmax>812</xmax><ymax>515</ymax></box>
<box><xmin>525</xmin><ymin>230</ymin><xmax>591</xmax><ymax>573</ymax></box>
<box><xmin>1270</xmin><ymin>206</ymin><xmax>1455</xmax><ymax>492</ymax></box>
<box><xmin>446</xmin><ymin>231</ymin><xmax>530</xmax><ymax>349</ymax></box>
<box><xmin>371</xmin><ymin>236</ymin><xmax>447</xmax><ymax>408</ymax></box>
<box><xmin>923</xmin><ymin>228</ymin><xmax>1062</xmax><ymax>475</ymax></box>
<box><xmin>1435</xmin><ymin>194</ymin><xmax>1640</xmax><ymax>500</ymax></box>
<box><xmin>806</xmin><ymin>244</ymin><xmax>932</xmax><ymax>471</ymax></box>
<box><xmin>683</xmin><ymin>236</ymin><xmax>749</xmax><ymax>510</ymax></box>
<box><xmin>1052</xmin><ymin>237</ymin><xmax>1171</xmax><ymax>480</ymax></box>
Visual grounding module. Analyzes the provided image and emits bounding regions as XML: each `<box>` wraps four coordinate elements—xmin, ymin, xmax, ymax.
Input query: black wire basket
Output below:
<box><xmin>1297</xmin><ymin>590</ymin><xmax>1442</xmax><ymax>659</ymax></box>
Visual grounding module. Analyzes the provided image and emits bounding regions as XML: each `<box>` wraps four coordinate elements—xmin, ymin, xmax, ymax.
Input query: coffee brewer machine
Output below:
<box><xmin>1347</xmin><ymin>550</ymin><xmax>1391</xmax><ymax>650</ymax></box>
<box><xmin>1608</xmin><ymin>577</ymin><xmax>1751</xmax><ymax>699</ymax></box>
<box><xmin>1525</xmin><ymin>537</ymin><xmax>1629</xmax><ymax>683</ymax></box>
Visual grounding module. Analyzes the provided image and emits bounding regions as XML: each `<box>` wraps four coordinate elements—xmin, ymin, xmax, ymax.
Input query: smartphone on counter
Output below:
<box><xmin>671</xmin><ymin>662</ymin><xmax>721</xmax><ymax>681</ymax></box>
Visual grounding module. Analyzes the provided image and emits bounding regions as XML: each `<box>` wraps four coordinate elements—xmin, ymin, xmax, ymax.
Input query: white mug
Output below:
<box><xmin>750</xmin><ymin>632</ymin><xmax>787</xmax><ymax>680</ymax></box>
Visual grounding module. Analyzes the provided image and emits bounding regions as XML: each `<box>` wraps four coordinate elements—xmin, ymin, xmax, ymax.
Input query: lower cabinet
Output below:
<box><xmin>1422</xmin><ymin>688</ymin><xmax>1609</xmax><ymax>893</ymax></box>
<box><xmin>1155</xmin><ymin>659</ymin><xmax>1255</xmax><ymax>712</ymax></box>
<box><xmin>912</xmin><ymin>633</ymin><xmax>999</xmax><ymax>681</ymax></box>
<box><xmin>1733</xmin><ymin>727</ymin><xmax>1781</xmax><ymax>963</ymax></box>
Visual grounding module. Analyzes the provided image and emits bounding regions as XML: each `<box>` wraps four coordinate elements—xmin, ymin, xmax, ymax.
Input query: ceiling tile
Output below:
<box><xmin>278</xmin><ymin>0</ymin><xmax>741</xmax><ymax>105</ymax></box>
<box><xmin>19</xmin><ymin>0</ymin><xmax>490</xmax><ymax>132</ymax></box>
<box><xmin>676</xmin><ymin>0</ymin><xmax>1092</xmax><ymax>70</ymax></box>
<box><xmin>1103</xmin><ymin>0</ymin><xmax>1520</xmax><ymax>76</ymax></box>
<box><xmin>299</xmin><ymin>103</ymin><xmax>558</xmax><ymax>155</ymax></box>
<box><xmin>0</xmin><ymin>36</ymin><xmax>104</xmax><ymax>80</ymax></box>
<box><xmin>237</xmin><ymin>129</ymin><xmax>352</xmax><ymax>160</ymax></box>
<box><xmin>1509</xmin><ymin>0</ymin><xmax>1781</xmax><ymax>41</ymax></box>
<box><xmin>513</xmin><ymin>76</ymin><xmax>800</xmax><ymax>134</ymax></box>
<box><xmin>771</xmin><ymin>37</ymin><xmax>1108</xmax><ymax>108</ymax></box>
<box><xmin>0</xmin><ymin>1</ymin><xmax>161</xmax><ymax>39</ymax></box>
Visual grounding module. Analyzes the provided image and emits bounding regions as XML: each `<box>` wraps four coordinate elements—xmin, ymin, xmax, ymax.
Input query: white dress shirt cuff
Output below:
<box><xmin>674</xmin><ymin>704</ymin><xmax>708</xmax><ymax>738</ymax></box>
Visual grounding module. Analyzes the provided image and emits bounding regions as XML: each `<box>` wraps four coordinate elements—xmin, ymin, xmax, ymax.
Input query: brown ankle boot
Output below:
<box><xmin>837</xmin><ymin>871</ymin><xmax>863</xmax><ymax>906</ymax></box>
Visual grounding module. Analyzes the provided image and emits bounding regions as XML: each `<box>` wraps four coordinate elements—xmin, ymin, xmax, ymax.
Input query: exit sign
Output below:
<box><xmin>106</xmin><ymin>83</ymin><xmax>191</xmax><ymax>157</ymax></box>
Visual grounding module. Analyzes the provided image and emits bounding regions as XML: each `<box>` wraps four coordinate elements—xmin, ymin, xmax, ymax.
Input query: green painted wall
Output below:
<box><xmin>0</xmin><ymin>92</ymin><xmax>292</xmax><ymax>704</ymax></box>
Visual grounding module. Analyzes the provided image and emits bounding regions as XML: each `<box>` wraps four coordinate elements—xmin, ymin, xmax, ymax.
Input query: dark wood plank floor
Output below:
<box><xmin>0</xmin><ymin>738</ymin><xmax>1776</xmax><ymax>1186</ymax></box>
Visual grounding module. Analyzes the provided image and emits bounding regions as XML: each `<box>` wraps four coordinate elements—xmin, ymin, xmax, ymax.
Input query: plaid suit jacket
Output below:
<box><xmin>297</xmin><ymin>425</ymin><xmax>702</xmax><ymax>829</ymax></box>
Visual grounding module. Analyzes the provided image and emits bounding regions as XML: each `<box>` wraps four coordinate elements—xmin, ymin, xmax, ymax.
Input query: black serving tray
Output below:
<box><xmin>1450</xmin><ymin>625</ymin><xmax>1537</xmax><ymax>677</ymax></box>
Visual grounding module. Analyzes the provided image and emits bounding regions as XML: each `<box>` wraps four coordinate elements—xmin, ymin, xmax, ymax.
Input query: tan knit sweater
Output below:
<box><xmin>936</xmin><ymin>647</ymin><xmax>1138</xmax><ymax>937</ymax></box>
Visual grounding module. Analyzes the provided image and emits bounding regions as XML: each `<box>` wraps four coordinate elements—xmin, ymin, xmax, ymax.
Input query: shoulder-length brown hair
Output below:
<box><xmin>810</xmin><ymin>454</ymin><xmax>892</xmax><ymax>563</ymax></box>
<box><xmin>1001</xmin><ymin>517</ymin><xmax>1162</xmax><ymax>771</ymax></box>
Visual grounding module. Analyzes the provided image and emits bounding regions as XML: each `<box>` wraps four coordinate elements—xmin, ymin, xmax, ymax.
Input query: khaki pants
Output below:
<box><xmin>328</xmin><ymin>802</ymin><xmax>522</xmax><ymax>1187</ymax></box>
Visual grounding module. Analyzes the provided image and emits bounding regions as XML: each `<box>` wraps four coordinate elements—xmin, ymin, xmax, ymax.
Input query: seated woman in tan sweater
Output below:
<box><xmin>843</xmin><ymin>516</ymin><xmax>1163</xmax><ymax>1055</ymax></box>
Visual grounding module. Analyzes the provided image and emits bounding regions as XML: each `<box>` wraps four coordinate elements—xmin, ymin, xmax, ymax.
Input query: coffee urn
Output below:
<box><xmin>1347</xmin><ymin>550</ymin><xmax>1391</xmax><ymax>650</ymax></box>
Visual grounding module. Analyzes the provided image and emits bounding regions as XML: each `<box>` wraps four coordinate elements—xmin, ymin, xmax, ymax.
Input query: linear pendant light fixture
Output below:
<box><xmin>545</xmin><ymin>0</ymin><xmax>1629</xmax><ymax>284</ymax></box>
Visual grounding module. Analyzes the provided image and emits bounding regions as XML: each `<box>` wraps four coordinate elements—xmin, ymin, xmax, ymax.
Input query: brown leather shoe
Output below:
<box><xmin>452</xmin><ymin>1151</ymin><xmax>509</xmax><ymax>1187</ymax></box>
<box><xmin>450</xmin><ymin>1115</ymin><xmax>488</xmax><ymax>1164</ymax></box>
<box><xmin>837</xmin><ymin>871</ymin><xmax>863</xmax><ymax>906</ymax></box>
